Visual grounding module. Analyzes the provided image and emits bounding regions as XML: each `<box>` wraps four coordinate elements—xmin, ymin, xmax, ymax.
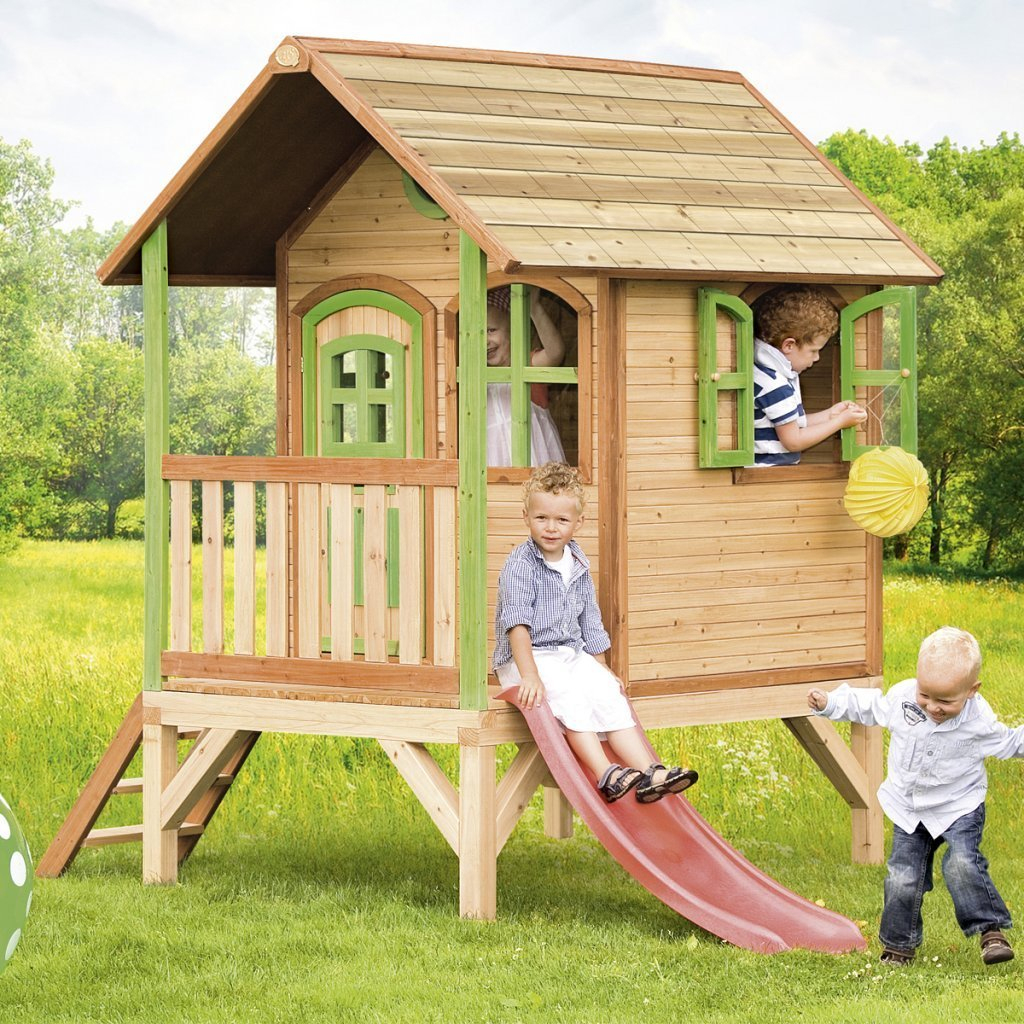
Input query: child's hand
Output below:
<box><xmin>828</xmin><ymin>401</ymin><xmax>867</xmax><ymax>428</ymax></box>
<box><xmin>518</xmin><ymin>675</ymin><xmax>546</xmax><ymax>710</ymax></box>
<box><xmin>807</xmin><ymin>688</ymin><xmax>828</xmax><ymax>712</ymax></box>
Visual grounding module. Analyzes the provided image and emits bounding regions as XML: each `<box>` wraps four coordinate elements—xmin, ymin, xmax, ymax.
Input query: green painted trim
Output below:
<box><xmin>840</xmin><ymin>287</ymin><xmax>918</xmax><ymax>459</ymax></box>
<box><xmin>142</xmin><ymin>222</ymin><xmax>169</xmax><ymax>692</ymax></box>
<box><xmin>350</xmin><ymin>502</ymin><xmax>401</xmax><ymax>607</ymax></box>
<box><xmin>301</xmin><ymin>289</ymin><xmax>424</xmax><ymax>458</ymax></box>
<box><xmin>697</xmin><ymin>288</ymin><xmax>754</xmax><ymax>468</ymax></box>
<box><xmin>319</xmin><ymin>334</ymin><xmax>407</xmax><ymax>458</ymax></box>
<box><xmin>459</xmin><ymin>232</ymin><xmax>489</xmax><ymax>710</ymax></box>
<box><xmin>510</xmin><ymin>283</ymin><xmax>531</xmax><ymax>466</ymax></box>
<box><xmin>401</xmin><ymin>169</ymin><xmax>449</xmax><ymax>220</ymax></box>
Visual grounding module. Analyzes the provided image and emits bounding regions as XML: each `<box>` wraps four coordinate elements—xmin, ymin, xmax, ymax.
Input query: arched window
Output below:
<box><xmin>447</xmin><ymin>278</ymin><xmax>591</xmax><ymax>480</ymax></box>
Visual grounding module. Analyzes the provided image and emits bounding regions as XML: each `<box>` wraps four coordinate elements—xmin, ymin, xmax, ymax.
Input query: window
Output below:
<box><xmin>319</xmin><ymin>335</ymin><xmax>406</xmax><ymax>458</ymax></box>
<box><xmin>449</xmin><ymin>279</ymin><xmax>589</xmax><ymax>479</ymax></box>
<box><xmin>696</xmin><ymin>286</ymin><xmax>918</xmax><ymax>473</ymax></box>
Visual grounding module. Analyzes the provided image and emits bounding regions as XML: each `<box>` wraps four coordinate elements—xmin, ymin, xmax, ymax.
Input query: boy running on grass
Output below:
<box><xmin>809</xmin><ymin>627</ymin><xmax>1024</xmax><ymax>966</ymax></box>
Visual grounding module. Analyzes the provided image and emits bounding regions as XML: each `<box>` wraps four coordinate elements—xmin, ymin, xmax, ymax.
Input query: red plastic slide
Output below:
<box><xmin>500</xmin><ymin>687</ymin><xmax>866</xmax><ymax>954</ymax></box>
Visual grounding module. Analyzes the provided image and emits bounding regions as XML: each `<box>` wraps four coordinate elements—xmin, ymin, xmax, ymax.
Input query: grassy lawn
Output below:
<box><xmin>1</xmin><ymin>541</ymin><xmax>1023</xmax><ymax>1022</ymax></box>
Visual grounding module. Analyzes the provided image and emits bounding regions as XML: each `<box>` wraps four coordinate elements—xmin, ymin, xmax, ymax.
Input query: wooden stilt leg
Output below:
<box><xmin>850</xmin><ymin>722</ymin><xmax>884</xmax><ymax>865</ymax></box>
<box><xmin>143</xmin><ymin>719</ymin><xmax>178</xmax><ymax>884</ymax></box>
<box><xmin>543</xmin><ymin>785</ymin><xmax>573</xmax><ymax>839</ymax></box>
<box><xmin>459</xmin><ymin>744</ymin><xmax>496</xmax><ymax>920</ymax></box>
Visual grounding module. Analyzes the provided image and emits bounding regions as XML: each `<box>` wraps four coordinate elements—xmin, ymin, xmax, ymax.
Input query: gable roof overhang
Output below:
<box><xmin>99</xmin><ymin>37</ymin><xmax>943</xmax><ymax>287</ymax></box>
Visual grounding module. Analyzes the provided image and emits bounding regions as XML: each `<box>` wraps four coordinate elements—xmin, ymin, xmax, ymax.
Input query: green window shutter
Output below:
<box><xmin>697</xmin><ymin>288</ymin><xmax>754</xmax><ymax>468</ymax></box>
<box><xmin>840</xmin><ymin>287</ymin><xmax>918</xmax><ymax>459</ymax></box>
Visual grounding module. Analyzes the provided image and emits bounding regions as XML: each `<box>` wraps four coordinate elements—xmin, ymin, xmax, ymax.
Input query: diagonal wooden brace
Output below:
<box><xmin>784</xmin><ymin>715</ymin><xmax>873</xmax><ymax>808</ymax></box>
<box><xmin>161</xmin><ymin>728</ymin><xmax>256</xmax><ymax>831</ymax></box>
<box><xmin>495</xmin><ymin>742</ymin><xmax>549</xmax><ymax>854</ymax></box>
<box><xmin>379</xmin><ymin>739</ymin><xmax>459</xmax><ymax>853</ymax></box>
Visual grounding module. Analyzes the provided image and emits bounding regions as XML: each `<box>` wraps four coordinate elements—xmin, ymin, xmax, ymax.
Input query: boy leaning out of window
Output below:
<box><xmin>751</xmin><ymin>285</ymin><xmax>867</xmax><ymax>466</ymax></box>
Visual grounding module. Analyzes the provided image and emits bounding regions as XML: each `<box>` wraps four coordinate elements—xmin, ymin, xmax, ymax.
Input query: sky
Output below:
<box><xmin>1</xmin><ymin>0</ymin><xmax>1021</xmax><ymax>230</ymax></box>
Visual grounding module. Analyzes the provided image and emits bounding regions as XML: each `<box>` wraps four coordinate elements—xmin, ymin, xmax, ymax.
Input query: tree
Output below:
<box><xmin>52</xmin><ymin>338</ymin><xmax>144</xmax><ymax>538</ymax></box>
<box><xmin>822</xmin><ymin>131</ymin><xmax>1024</xmax><ymax>567</ymax></box>
<box><xmin>0</xmin><ymin>138</ymin><xmax>71</xmax><ymax>550</ymax></box>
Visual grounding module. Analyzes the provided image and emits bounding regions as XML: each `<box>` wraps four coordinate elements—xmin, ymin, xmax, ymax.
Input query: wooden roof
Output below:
<box><xmin>99</xmin><ymin>38</ymin><xmax>942</xmax><ymax>286</ymax></box>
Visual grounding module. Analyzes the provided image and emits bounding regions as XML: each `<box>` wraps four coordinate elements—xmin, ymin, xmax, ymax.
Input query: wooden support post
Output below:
<box><xmin>459</xmin><ymin>744</ymin><xmax>496</xmax><ymax>920</ymax></box>
<box><xmin>850</xmin><ymin>723</ymin><xmax>884</xmax><ymax>864</ymax></box>
<box><xmin>142</xmin><ymin>222</ymin><xmax>169</xmax><ymax>692</ymax></box>
<box><xmin>457</xmin><ymin>232</ymin><xmax>488</xmax><ymax>710</ymax></box>
<box><xmin>142</xmin><ymin>717</ymin><xmax>178</xmax><ymax>884</ymax></box>
<box><xmin>543</xmin><ymin>786</ymin><xmax>574</xmax><ymax>840</ymax></box>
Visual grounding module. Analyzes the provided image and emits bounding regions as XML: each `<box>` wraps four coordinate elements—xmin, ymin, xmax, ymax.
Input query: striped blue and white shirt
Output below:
<box><xmin>492</xmin><ymin>538</ymin><xmax>611</xmax><ymax>671</ymax></box>
<box><xmin>752</xmin><ymin>338</ymin><xmax>805</xmax><ymax>466</ymax></box>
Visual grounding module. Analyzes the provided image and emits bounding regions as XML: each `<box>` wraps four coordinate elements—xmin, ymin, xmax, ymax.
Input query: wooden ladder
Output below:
<box><xmin>36</xmin><ymin>694</ymin><xmax>260</xmax><ymax>878</ymax></box>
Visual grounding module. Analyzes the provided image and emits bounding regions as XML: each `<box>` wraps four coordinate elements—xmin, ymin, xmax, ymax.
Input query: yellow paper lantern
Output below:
<box><xmin>844</xmin><ymin>447</ymin><xmax>928</xmax><ymax>538</ymax></box>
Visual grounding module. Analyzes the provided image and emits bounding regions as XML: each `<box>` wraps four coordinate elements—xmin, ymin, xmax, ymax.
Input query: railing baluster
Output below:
<box><xmin>163</xmin><ymin>457</ymin><xmax>459</xmax><ymax>690</ymax></box>
<box><xmin>330</xmin><ymin>483</ymin><xmax>354</xmax><ymax>661</ymax></box>
<box><xmin>169</xmin><ymin>479</ymin><xmax>192</xmax><ymax>652</ymax></box>
<box><xmin>297</xmin><ymin>483</ymin><xmax>321</xmax><ymax>659</ymax></box>
<box><xmin>398</xmin><ymin>484</ymin><xmax>422</xmax><ymax>665</ymax></box>
<box><xmin>363</xmin><ymin>484</ymin><xmax>388</xmax><ymax>662</ymax></box>
<box><xmin>233</xmin><ymin>480</ymin><xmax>256</xmax><ymax>656</ymax></box>
<box><xmin>265</xmin><ymin>482</ymin><xmax>288</xmax><ymax>657</ymax></box>
<box><xmin>433</xmin><ymin>486</ymin><xmax>456</xmax><ymax>667</ymax></box>
<box><xmin>201</xmin><ymin>481</ymin><xmax>224</xmax><ymax>654</ymax></box>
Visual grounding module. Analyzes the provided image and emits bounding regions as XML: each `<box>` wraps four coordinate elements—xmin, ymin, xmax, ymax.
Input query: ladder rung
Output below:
<box><xmin>82</xmin><ymin>823</ymin><xmax>204</xmax><ymax>847</ymax></box>
<box><xmin>113</xmin><ymin>774</ymin><xmax>234</xmax><ymax>796</ymax></box>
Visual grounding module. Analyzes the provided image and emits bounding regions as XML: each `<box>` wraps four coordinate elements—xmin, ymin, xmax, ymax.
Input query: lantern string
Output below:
<box><xmin>860</xmin><ymin>383</ymin><xmax>904</xmax><ymax>448</ymax></box>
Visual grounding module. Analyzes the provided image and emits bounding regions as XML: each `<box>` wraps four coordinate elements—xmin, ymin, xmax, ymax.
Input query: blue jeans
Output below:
<box><xmin>880</xmin><ymin>803</ymin><xmax>1012</xmax><ymax>952</ymax></box>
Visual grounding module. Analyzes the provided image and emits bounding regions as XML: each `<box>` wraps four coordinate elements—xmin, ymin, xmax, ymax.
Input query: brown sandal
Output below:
<box><xmin>635</xmin><ymin>763</ymin><xmax>699</xmax><ymax>804</ymax></box>
<box><xmin>981</xmin><ymin>930</ymin><xmax>1014</xmax><ymax>965</ymax></box>
<box><xmin>597</xmin><ymin>764</ymin><xmax>643</xmax><ymax>803</ymax></box>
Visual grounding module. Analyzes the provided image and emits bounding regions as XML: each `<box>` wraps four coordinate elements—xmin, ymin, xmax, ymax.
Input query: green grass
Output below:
<box><xmin>2</xmin><ymin>540</ymin><xmax>1024</xmax><ymax>1022</ymax></box>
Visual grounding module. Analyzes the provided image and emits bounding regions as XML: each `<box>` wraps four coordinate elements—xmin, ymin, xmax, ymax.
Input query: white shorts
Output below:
<box><xmin>496</xmin><ymin>646</ymin><xmax>634</xmax><ymax>733</ymax></box>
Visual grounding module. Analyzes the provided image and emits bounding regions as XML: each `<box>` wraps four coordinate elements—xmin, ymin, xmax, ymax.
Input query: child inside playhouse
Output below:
<box><xmin>485</xmin><ymin>286</ymin><xmax>566</xmax><ymax>467</ymax></box>
<box><xmin>809</xmin><ymin>627</ymin><xmax>1024</xmax><ymax>966</ymax></box>
<box><xmin>494</xmin><ymin>461</ymin><xmax>698</xmax><ymax>803</ymax></box>
<box><xmin>751</xmin><ymin>284</ymin><xmax>867</xmax><ymax>465</ymax></box>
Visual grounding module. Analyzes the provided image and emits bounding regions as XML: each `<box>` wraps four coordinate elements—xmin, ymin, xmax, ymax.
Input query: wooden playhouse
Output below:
<box><xmin>41</xmin><ymin>38</ymin><xmax>943</xmax><ymax>918</ymax></box>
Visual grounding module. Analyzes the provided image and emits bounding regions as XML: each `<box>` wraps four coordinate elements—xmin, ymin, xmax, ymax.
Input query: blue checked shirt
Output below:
<box><xmin>816</xmin><ymin>679</ymin><xmax>1024</xmax><ymax>837</ymax></box>
<box><xmin>492</xmin><ymin>538</ymin><xmax>611</xmax><ymax>671</ymax></box>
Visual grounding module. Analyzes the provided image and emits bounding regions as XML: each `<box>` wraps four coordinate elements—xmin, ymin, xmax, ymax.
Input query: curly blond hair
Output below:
<box><xmin>753</xmin><ymin>285</ymin><xmax>839</xmax><ymax>349</ymax></box>
<box><xmin>522</xmin><ymin>461</ymin><xmax>585</xmax><ymax>513</ymax></box>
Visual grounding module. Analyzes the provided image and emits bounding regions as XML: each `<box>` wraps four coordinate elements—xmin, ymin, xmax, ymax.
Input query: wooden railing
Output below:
<box><xmin>159</xmin><ymin>456</ymin><xmax>459</xmax><ymax>694</ymax></box>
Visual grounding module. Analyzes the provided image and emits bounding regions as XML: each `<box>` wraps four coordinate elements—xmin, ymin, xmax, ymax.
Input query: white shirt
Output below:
<box><xmin>816</xmin><ymin>679</ymin><xmax>1024</xmax><ymax>837</ymax></box>
<box><xmin>544</xmin><ymin>546</ymin><xmax>574</xmax><ymax>586</ymax></box>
